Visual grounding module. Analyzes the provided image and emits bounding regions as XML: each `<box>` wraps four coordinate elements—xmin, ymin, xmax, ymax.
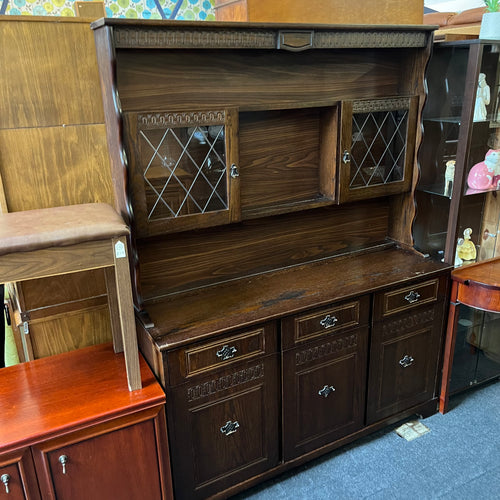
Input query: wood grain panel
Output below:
<box><xmin>28</xmin><ymin>304</ymin><xmax>112</xmax><ymax>359</ymax></box>
<box><xmin>137</xmin><ymin>200</ymin><xmax>390</xmax><ymax>300</ymax></box>
<box><xmin>239</xmin><ymin>108</ymin><xmax>324</xmax><ymax>212</ymax></box>
<box><xmin>116</xmin><ymin>49</ymin><xmax>404</xmax><ymax>112</ymax></box>
<box><xmin>16</xmin><ymin>269</ymin><xmax>107</xmax><ymax>311</ymax></box>
<box><xmin>0</xmin><ymin>124</ymin><xmax>113</xmax><ymax>212</ymax></box>
<box><xmin>0</xmin><ymin>17</ymin><xmax>104</xmax><ymax>129</ymax></box>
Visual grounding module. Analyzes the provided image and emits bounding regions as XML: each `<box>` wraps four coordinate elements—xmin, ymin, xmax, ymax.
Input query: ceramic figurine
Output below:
<box><xmin>456</xmin><ymin>227</ymin><xmax>477</xmax><ymax>262</ymax></box>
<box><xmin>467</xmin><ymin>149</ymin><xmax>500</xmax><ymax>192</ymax></box>
<box><xmin>444</xmin><ymin>160</ymin><xmax>455</xmax><ymax>197</ymax></box>
<box><xmin>473</xmin><ymin>73</ymin><xmax>490</xmax><ymax>122</ymax></box>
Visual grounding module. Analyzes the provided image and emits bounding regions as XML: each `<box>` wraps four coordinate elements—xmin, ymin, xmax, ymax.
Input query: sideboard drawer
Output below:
<box><xmin>167</xmin><ymin>322</ymin><xmax>277</xmax><ymax>385</ymax></box>
<box><xmin>281</xmin><ymin>296</ymin><xmax>370</xmax><ymax>349</ymax></box>
<box><xmin>373</xmin><ymin>278</ymin><xmax>443</xmax><ymax>320</ymax></box>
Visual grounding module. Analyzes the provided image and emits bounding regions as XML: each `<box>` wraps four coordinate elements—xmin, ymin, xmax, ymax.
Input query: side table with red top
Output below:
<box><xmin>439</xmin><ymin>257</ymin><xmax>500</xmax><ymax>414</ymax></box>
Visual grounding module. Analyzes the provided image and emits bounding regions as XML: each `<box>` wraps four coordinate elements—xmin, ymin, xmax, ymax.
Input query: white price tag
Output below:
<box><xmin>114</xmin><ymin>240</ymin><xmax>126</xmax><ymax>259</ymax></box>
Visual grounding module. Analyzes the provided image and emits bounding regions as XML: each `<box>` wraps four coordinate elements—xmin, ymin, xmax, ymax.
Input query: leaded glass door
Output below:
<box><xmin>125</xmin><ymin>109</ymin><xmax>240</xmax><ymax>237</ymax></box>
<box><xmin>339</xmin><ymin>97</ymin><xmax>418</xmax><ymax>203</ymax></box>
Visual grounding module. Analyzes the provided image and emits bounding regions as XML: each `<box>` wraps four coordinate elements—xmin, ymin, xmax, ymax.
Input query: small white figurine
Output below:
<box><xmin>473</xmin><ymin>73</ymin><xmax>490</xmax><ymax>122</ymax></box>
<box><xmin>444</xmin><ymin>160</ymin><xmax>455</xmax><ymax>197</ymax></box>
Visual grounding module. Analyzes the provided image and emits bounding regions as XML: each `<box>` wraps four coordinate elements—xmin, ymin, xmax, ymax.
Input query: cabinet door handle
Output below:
<box><xmin>318</xmin><ymin>385</ymin><xmax>336</xmax><ymax>397</ymax></box>
<box><xmin>216</xmin><ymin>345</ymin><xmax>237</xmax><ymax>361</ymax></box>
<box><xmin>230</xmin><ymin>164</ymin><xmax>239</xmax><ymax>178</ymax></box>
<box><xmin>404</xmin><ymin>290</ymin><xmax>420</xmax><ymax>303</ymax></box>
<box><xmin>1</xmin><ymin>474</ymin><xmax>10</xmax><ymax>494</ymax></box>
<box><xmin>399</xmin><ymin>355</ymin><xmax>414</xmax><ymax>368</ymax></box>
<box><xmin>59</xmin><ymin>455</ymin><xmax>68</xmax><ymax>474</ymax></box>
<box><xmin>342</xmin><ymin>150</ymin><xmax>351</xmax><ymax>164</ymax></box>
<box><xmin>220</xmin><ymin>420</ymin><xmax>240</xmax><ymax>436</ymax></box>
<box><xmin>320</xmin><ymin>314</ymin><xmax>338</xmax><ymax>329</ymax></box>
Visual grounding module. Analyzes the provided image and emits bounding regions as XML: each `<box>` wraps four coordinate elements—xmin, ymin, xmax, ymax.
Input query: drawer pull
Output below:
<box><xmin>216</xmin><ymin>345</ymin><xmax>237</xmax><ymax>361</ymax></box>
<box><xmin>1</xmin><ymin>474</ymin><xmax>10</xmax><ymax>494</ymax></box>
<box><xmin>59</xmin><ymin>455</ymin><xmax>68</xmax><ymax>474</ymax></box>
<box><xmin>399</xmin><ymin>355</ymin><xmax>414</xmax><ymax>368</ymax></box>
<box><xmin>318</xmin><ymin>385</ymin><xmax>336</xmax><ymax>398</ymax></box>
<box><xmin>220</xmin><ymin>420</ymin><xmax>240</xmax><ymax>436</ymax></box>
<box><xmin>404</xmin><ymin>291</ymin><xmax>421</xmax><ymax>304</ymax></box>
<box><xmin>320</xmin><ymin>314</ymin><xmax>338</xmax><ymax>329</ymax></box>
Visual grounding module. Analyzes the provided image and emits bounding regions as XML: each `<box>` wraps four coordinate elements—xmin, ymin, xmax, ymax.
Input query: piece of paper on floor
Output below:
<box><xmin>395</xmin><ymin>420</ymin><xmax>430</xmax><ymax>441</ymax></box>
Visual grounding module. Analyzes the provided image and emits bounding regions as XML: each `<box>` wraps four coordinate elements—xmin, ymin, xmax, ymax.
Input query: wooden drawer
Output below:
<box><xmin>373</xmin><ymin>277</ymin><xmax>445</xmax><ymax>320</ymax></box>
<box><xmin>167</xmin><ymin>322</ymin><xmax>277</xmax><ymax>386</ymax></box>
<box><xmin>281</xmin><ymin>296</ymin><xmax>370</xmax><ymax>349</ymax></box>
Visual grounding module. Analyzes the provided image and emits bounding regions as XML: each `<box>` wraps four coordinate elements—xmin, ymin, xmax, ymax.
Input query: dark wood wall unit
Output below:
<box><xmin>92</xmin><ymin>20</ymin><xmax>450</xmax><ymax>499</ymax></box>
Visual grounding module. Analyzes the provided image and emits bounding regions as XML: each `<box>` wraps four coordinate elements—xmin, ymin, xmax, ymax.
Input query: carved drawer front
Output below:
<box><xmin>281</xmin><ymin>296</ymin><xmax>369</xmax><ymax>349</ymax></box>
<box><xmin>167</xmin><ymin>322</ymin><xmax>277</xmax><ymax>385</ymax></box>
<box><xmin>374</xmin><ymin>278</ymin><xmax>444</xmax><ymax>320</ymax></box>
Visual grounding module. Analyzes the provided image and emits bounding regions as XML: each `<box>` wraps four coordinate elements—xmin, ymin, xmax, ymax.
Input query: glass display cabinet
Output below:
<box><xmin>413</xmin><ymin>40</ymin><xmax>500</xmax><ymax>266</ymax></box>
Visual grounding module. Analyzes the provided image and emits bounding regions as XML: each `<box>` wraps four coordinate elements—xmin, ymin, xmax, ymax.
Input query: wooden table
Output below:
<box><xmin>439</xmin><ymin>257</ymin><xmax>500</xmax><ymax>413</ymax></box>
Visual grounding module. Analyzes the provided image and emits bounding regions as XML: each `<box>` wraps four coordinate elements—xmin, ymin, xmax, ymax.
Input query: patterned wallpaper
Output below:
<box><xmin>1</xmin><ymin>0</ymin><xmax>215</xmax><ymax>20</ymax></box>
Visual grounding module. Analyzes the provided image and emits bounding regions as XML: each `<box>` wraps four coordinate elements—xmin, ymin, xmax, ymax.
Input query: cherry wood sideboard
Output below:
<box><xmin>0</xmin><ymin>343</ymin><xmax>172</xmax><ymax>500</ymax></box>
<box><xmin>91</xmin><ymin>20</ymin><xmax>450</xmax><ymax>499</ymax></box>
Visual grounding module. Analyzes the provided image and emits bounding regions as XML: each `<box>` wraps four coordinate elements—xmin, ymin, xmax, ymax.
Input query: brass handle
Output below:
<box><xmin>220</xmin><ymin>420</ymin><xmax>240</xmax><ymax>436</ymax></box>
<box><xmin>399</xmin><ymin>355</ymin><xmax>414</xmax><ymax>368</ymax></box>
<box><xmin>320</xmin><ymin>314</ymin><xmax>338</xmax><ymax>329</ymax></box>
<box><xmin>216</xmin><ymin>345</ymin><xmax>237</xmax><ymax>361</ymax></box>
<box><xmin>1</xmin><ymin>474</ymin><xmax>10</xmax><ymax>494</ymax></box>
<box><xmin>59</xmin><ymin>455</ymin><xmax>68</xmax><ymax>474</ymax></box>
<box><xmin>404</xmin><ymin>291</ymin><xmax>420</xmax><ymax>304</ymax></box>
<box><xmin>318</xmin><ymin>385</ymin><xmax>336</xmax><ymax>398</ymax></box>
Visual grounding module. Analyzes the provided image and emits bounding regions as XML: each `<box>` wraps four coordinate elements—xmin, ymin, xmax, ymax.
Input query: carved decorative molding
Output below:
<box><xmin>187</xmin><ymin>363</ymin><xmax>264</xmax><ymax>402</ymax></box>
<box><xmin>313</xmin><ymin>31</ymin><xmax>427</xmax><ymax>49</ymax></box>
<box><xmin>137</xmin><ymin>110</ymin><xmax>226</xmax><ymax>129</ymax></box>
<box><xmin>295</xmin><ymin>333</ymin><xmax>358</xmax><ymax>366</ymax></box>
<box><xmin>114</xmin><ymin>27</ymin><xmax>276</xmax><ymax>49</ymax></box>
<box><xmin>353</xmin><ymin>97</ymin><xmax>412</xmax><ymax>113</ymax></box>
<box><xmin>113</xmin><ymin>27</ymin><xmax>428</xmax><ymax>50</ymax></box>
<box><xmin>381</xmin><ymin>308</ymin><xmax>435</xmax><ymax>338</ymax></box>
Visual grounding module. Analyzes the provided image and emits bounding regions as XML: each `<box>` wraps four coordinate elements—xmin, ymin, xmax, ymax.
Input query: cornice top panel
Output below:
<box><xmin>91</xmin><ymin>19</ymin><xmax>435</xmax><ymax>50</ymax></box>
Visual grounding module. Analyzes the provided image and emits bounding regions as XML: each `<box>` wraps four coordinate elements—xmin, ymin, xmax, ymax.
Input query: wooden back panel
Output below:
<box><xmin>115</xmin><ymin>49</ymin><xmax>406</xmax><ymax>113</ymax></box>
<box><xmin>138</xmin><ymin>199</ymin><xmax>390</xmax><ymax>302</ymax></box>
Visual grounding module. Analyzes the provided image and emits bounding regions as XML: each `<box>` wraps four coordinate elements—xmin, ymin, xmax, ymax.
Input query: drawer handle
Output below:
<box><xmin>318</xmin><ymin>385</ymin><xmax>336</xmax><ymax>398</ymax></box>
<box><xmin>59</xmin><ymin>455</ymin><xmax>68</xmax><ymax>474</ymax></box>
<box><xmin>216</xmin><ymin>345</ymin><xmax>237</xmax><ymax>361</ymax></box>
<box><xmin>1</xmin><ymin>474</ymin><xmax>10</xmax><ymax>494</ymax></box>
<box><xmin>320</xmin><ymin>314</ymin><xmax>338</xmax><ymax>329</ymax></box>
<box><xmin>399</xmin><ymin>355</ymin><xmax>414</xmax><ymax>368</ymax></box>
<box><xmin>404</xmin><ymin>291</ymin><xmax>421</xmax><ymax>304</ymax></box>
<box><xmin>220</xmin><ymin>420</ymin><xmax>240</xmax><ymax>436</ymax></box>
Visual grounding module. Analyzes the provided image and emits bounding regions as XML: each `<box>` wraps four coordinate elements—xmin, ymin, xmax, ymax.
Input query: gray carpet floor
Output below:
<box><xmin>233</xmin><ymin>380</ymin><xmax>500</xmax><ymax>499</ymax></box>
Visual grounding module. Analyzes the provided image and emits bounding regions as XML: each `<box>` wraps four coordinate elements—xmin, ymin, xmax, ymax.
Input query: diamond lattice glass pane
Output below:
<box><xmin>139</xmin><ymin>125</ymin><xmax>228</xmax><ymax>220</ymax></box>
<box><xmin>350</xmin><ymin>109</ymin><xmax>408</xmax><ymax>189</ymax></box>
